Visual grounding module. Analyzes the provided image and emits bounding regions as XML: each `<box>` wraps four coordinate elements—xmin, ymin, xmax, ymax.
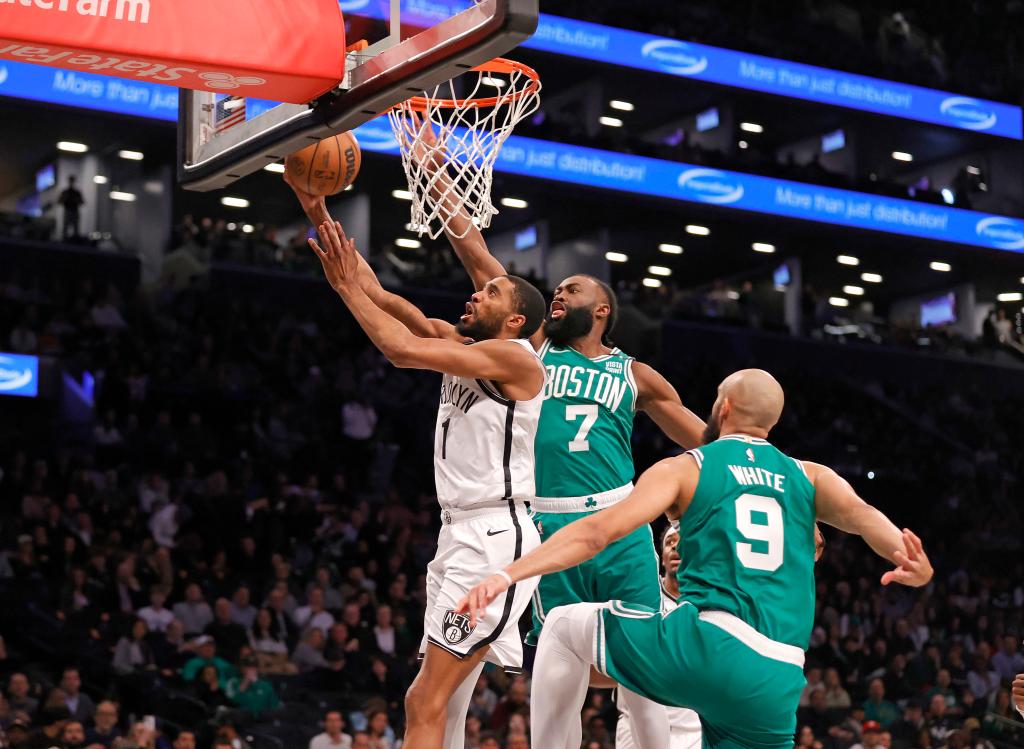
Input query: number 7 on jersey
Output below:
<box><xmin>566</xmin><ymin>404</ymin><xmax>599</xmax><ymax>452</ymax></box>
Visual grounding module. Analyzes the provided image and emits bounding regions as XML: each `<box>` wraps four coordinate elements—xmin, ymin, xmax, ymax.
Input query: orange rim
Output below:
<box><xmin>397</xmin><ymin>58</ymin><xmax>540</xmax><ymax>111</ymax></box>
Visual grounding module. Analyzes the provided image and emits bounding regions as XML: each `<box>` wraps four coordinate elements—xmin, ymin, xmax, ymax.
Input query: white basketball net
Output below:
<box><xmin>388</xmin><ymin>62</ymin><xmax>541</xmax><ymax>240</ymax></box>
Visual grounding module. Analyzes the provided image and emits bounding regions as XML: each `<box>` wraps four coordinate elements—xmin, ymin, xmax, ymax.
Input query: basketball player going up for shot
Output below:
<box><xmin>459</xmin><ymin>368</ymin><xmax>933</xmax><ymax>749</ymax></box>
<box><xmin>302</xmin><ymin>215</ymin><xmax>547</xmax><ymax>749</ymax></box>
<box><xmin>409</xmin><ymin>115</ymin><xmax>705</xmax><ymax>747</ymax></box>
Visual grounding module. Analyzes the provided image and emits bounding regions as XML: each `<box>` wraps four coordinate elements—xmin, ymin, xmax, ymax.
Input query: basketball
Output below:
<box><xmin>285</xmin><ymin>131</ymin><xmax>362</xmax><ymax>197</ymax></box>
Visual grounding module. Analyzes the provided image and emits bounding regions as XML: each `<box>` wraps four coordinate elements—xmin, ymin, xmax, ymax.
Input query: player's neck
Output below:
<box><xmin>565</xmin><ymin>332</ymin><xmax>609</xmax><ymax>359</ymax></box>
<box><xmin>662</xmin><ymin>576</ymin><xmax>679</xmax><ymax>599</ymax></box>
<box><xmin>719</xmin><ymin>425</ymin><xmax>770</xmax><ymax>440</ymax></box>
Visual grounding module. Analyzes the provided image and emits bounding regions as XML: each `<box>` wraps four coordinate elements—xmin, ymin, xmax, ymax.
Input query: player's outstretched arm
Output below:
<box><xmin>807</xmin><ymin>462</ymin><xmax>932</xmax><ymax>587</ymax></box>
<box><xmin>406</xmin><ymin>113</ymin><xmax>508</xmax><ymax>292</ymax></box>
<box><xmin>456</xmin><ymin>456</ymin><xmax>697</xmax><ymax>626</ymax></box>
<box><xmin>632</xmin><ymin>362</ymin><xmax>706</xmax><ymax>450</ymax></box>
<box><xmin>312</xmin><ymin>221</ymin><xmax>541</xmax><ymax>394</ymax></box>
<box><xmin>286</xmin><ymin>174</ymin><xmax>454</xmax><ymax>340</ymax></box>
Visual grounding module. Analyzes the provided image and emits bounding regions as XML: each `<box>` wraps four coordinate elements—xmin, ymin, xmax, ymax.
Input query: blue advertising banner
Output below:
<box><xmin>350</xmin><ymin>119</ymin><xmax>1024</xmax><ymax>254</ymax></box>
<box><xmin>0</xmin><ymin>352</ymin><xmax>39</xmax><ymax>398</ymax></box>
<box><xmin>1</xmin><ymin>5</ymin><xmax>1019</xmax><ymax>137</ymax></box>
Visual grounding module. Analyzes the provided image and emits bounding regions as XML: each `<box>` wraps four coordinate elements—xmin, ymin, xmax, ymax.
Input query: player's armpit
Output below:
<box><xmin>387</xmin><ymin>338</ymin><xmax>543</xmax><ymax>398</ymax></box>
<box><xmin>632</xmin><ymin>362</ymin><xmax>706</xmax><ymax>450</ymax></box>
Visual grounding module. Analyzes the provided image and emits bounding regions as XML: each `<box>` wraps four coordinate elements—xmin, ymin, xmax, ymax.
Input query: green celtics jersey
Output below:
<box><xmin>534</xmin><ymin>341</ymin><xmax>638</xmax><ymax>497</ymax></box>
<box><xmin>677</xmin><ymin>435</ymin><xmax>817</xmax><ymax>649</ymax></box>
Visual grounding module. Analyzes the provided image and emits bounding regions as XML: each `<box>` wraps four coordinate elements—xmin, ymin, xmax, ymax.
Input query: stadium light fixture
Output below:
<box><xmin>997</xmin><ymin>292</ymin><xmax>1023</xmax><ymax>302</ymax></box>
<box><xmin>221</xmin><ymin>196</ymin><xmax>250</xmax><ymax>208</ymax></box>
<box><xmin>263</xmin><ymin>163</ymin><xmax>286</xmax><ymax>174</ymax></box>
<box><xmin>605</xmin><ymin>251</ymin><xmax>628</xmax><ymax>263</ymax></box>
<box><xmin>109</xmin><ymin>191</ymin><xmax>136</xmax><ymax>202</ymax></box>
<box><xmin>752</xmin><ymin>242</ymin><xmax>775</xmax><ymax>254</ymax></box>
<box><xmin>966</xmin><ymin>165</ymin><xmax>981</xmax><ymax>175</ymax></box>
<box><xmin>500</xmin><ymin>197</ymin><xmax>528</xmax><ymax>209</ymax></box>
<box><xmin>861</xmin><ymin>272</ymin><xmax>883</xmax><ymax>283</ymax></box>
<box><xmin>658</xmin><ymin>244</ymin><xmax>683</xmax><ymax>255</ymax></box>
<box><xmin>867</xmin><ymin>471</ymin><xmax>875</xmax><ymax>479</ymax></box>
<box><xmin>740</xmin><ymin>122</ymin><xmax>763</xmax><ymax>133</ymax></box>
<box><xmin>609</xmin><ymin>100</ymin><xmax>635</xmax><ymax>112</ymax></box>
<box><xmin>395</xmin><ymin>238</ymin><xmax>421</xmax><ymax>249</ymax></box>
<box><xmin>118</xmin><ymin>149</ymin><xmax>144</xmax><ymax>161</ymax></box>
<box><xmin>929</xmin><ymin>261</ymin><xmax>952</xmax><ymax>272</ymax></box>
<box><xmin>685</xmin><ymin>224</ymin><xmax>710</xmax><ymax>236</ymax></box>
<box><xmin>829</xmin><ymin>297</ymin><xmax>849</xmax><ymax>307</ymax></box>
<box><xmin>941</xmin><ymin>188</ymin><xmax>955</xmax><ymax>205</ymax></box>
<box><xmin>738</xmin><ymin>140</ymin><xmax>749</xmax><ymax>149</ymax></box>
<box><xmin>93</xmin><ymin>175</ymin><xmax>108</xmax><ymax>185</ymax></box>
<box><xmin>642</xmin><ymin>278</ymin><xmax>662</xmax><ymax>288</ymax></box>
<box><xmin>843</xmin><ymin>285</ymin><xmax>865</xmax><ymax>296</ymax></box>
<box><xmin>891</xmin><ymin>151</ymin><xmax>913</xmax><ymax>162</ymax></box>
<box><xmin>392</xmin><ymin>189</ymin><xmax>413</xmax><ymax>200</ymax></box>
<box><xmin>599</xmin><ymin>116</ymin><xmax>624</xmax><ymax>128</ymax></box>
<box><xmin>648</xmin><ymin>266</ymin><xmax>672</xmax><ymax>277</ymax></box>
<box><xmin>836</xmin><ymin>255</ymin><xmax>859</xmax><ymax>266</ymax></box>
<box><xmin>57</xmin><ymin>141</ymin><xmax>88</xmax><ymax>153</ymax></box>
<box><xmin>242</xmin><ymin>224</ymin><xmax>254</xmax><ymax>234</ymax></box>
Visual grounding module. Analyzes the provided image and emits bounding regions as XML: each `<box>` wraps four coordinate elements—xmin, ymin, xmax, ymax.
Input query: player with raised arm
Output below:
<box><xmin>458</xmin><ymin>368</ymin><xmax>934</xmax><ymax>749</ymax></box>
<box><xmin>410</xmin><ymin>116</ymin><xmax>704</xmax><ymax>746</ymax></box>
<box><xmin>300</xmin><ymin>202</ymin><xmax>547</xmax><ymax>749</ymax></box>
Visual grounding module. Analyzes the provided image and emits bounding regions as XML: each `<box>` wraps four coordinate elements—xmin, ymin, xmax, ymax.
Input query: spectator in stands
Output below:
<box><xmin>309</xmin><ymin>710</ymin><xmax>352</xmax><ymax>749</ymax></box>
<box><xmin>85</xmin><ymin>701</ymin><xmax>122</xmax><ymax>748</ymax></box>
<box><xmin>371</xmin><ymin>605</ymin><xmax>401</xmax><ymax>657</ymax></box>
<box><xmin>311</xmin><ymin>566</ymin><xmax>344</xmax><ymax>611</ymax></box>
<box><xmin>113</xmin><ymin>618</ymin><xmax>156</xmax><ymax>675</ymax></box>
<box><xmin>137</xmin><ymin>585</ymin><xmax>174</xmax><ymax>632</ymax></box>
<box><xmin>58</xmin><ymin>667</ymin><xmax>94</xmax><ymax>724</ymax></box>
<box><xmin>61</xmin><ymin>719</ymin><xmax>86</xmax><ymax>748</ymax></box>
<box><xmin>7</xmin><ymin>673</ymin><xmax>38</xmax><ymax>716</ymax></box>
<box><xmin>339</xmin><ymin>603</ymin><xmax>370</xmax><ymax>649</ymax></box>
<box><xmin>992</xmin><ymin>635</ymin><xmax>1024</xmax><ymax>682</ymax></box>
<box><xmin>477</xmin><ymin>733</ymin><xmax>500</xmax><ymax>749</ymax></box>
<box><xmin>173</xmin><ymin>583</ymin><xmax>213</xmax><ymax>636</ymax></box>
<box><xmin>293</xmin><ymin>587</ymin><xmax>334</xmax><ymax>634</ymax></box>
<box><xmin>193</xmin><ymin>664</ymin><xmax>230</xmax><ymax>709</ymax></box>
<box><xmin>205</xmin><ymin>598</ymin><xmax>248</xmax><ymax>661</ymax></box>
<box><xmin>265</xmin><ymin>586</ymin><xmax>299</xmax><ymax>647</ymax></box>
<box><xmin>172</xmin><ymin>730</ymin><xmax>196</xmax><ymax>749</ymax></box>
<box><xmin>181</xmin><ymin>636</ymin><xmax>234</xmax><ymax>685</ymax></box>
<box><xmin>249</xmin><ymin>607</ymin><xmax>292</xmax><ymax>673</ymax></box>
<box><xmin>58</xmin><ymin>176</ymin><xmax>84</xmax><ymax>241</ymax></box>
<box><xmin>925</xmin><ymin>693</ymin><xmax>955</xmax><ymax>746</ymax></box>
<box><xmin>487</xmin><ymin>675</ymin><xmax>529</xmax><ymax>731</ymax></box>
<box><xmin>152</xmin><ymin>618</ymin><xmax>194</xmax><ymax>672</ymax></box>
<box><xmin>351</xmin><ymin>732</ymin><xmax>372</xmax><ymax>749</ymax></box>
<box><xmin>291</xmin><ymin>629</ymin><xmax>339</xmax><ymax>674</ymax></box>
<box><xmin>863</xmin><ymin>678</ymin><xmax>900</xmax><ymax>728</ymax></box>
<box><xmin>364</xmin><ymin>709</ymin><xmax>394</xmax><ymax>749</ymax></box>
<box><xmin>967</xmin><ymin>654</ymin><xmax>1000</xmax><ymax>700</ymax></box>
<box><xmin>823</xmin><ymin>667</ymin><xmax>851</xmax><ymax>710</ymax></box>
<box><xmin>26</xmin><ymin>706</ymin><xmax>71</xmax><ymax>749</ymax></box>
<box><xmin>225</xmin><ymin>656</ymin><xmax>280</xmax><ymax>714</ymax></box>
<box><xmin>230</xmin><ymin>586</ymin><xmax>258</xmax><ymax>630</ymax></box>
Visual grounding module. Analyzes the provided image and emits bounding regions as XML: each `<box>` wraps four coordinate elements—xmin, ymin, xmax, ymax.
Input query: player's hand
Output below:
<box><xmin>283</xmin><ymin>170</ymin><xmax>325</xmax><ymax>218</ymax></box>
<box><xmin>455</xmin><ymin>572</ymin><xmax>511</xmax><ymax>628</ymax></box>
<box><xmin>1012</xmin><ymin>669</ymin><xmax>1024</xmax><ymax>716</ymax></box>
<box><xmin>309</xmin><ymin>220</ymin><xmax>359</xmax><ymax>292</ymax></box>
<box><xmin>406</xmin><ymin>110</ymin><xmax>447</xmax><ymax>173</ymax></box>
<box><xmin>880</xmin><ymin>529</ymin><xmax>933</xmax><ymax>587</ymax></box>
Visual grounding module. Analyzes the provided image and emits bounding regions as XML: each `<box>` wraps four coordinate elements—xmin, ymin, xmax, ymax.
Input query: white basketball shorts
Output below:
<box><xmin>420</xmin><ymin>500</ymin><xmax>540</xmax><ymax>672</ymax></box>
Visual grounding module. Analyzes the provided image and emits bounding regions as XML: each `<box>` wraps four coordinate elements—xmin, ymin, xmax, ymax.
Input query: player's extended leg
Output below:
<box><xmin>441</xmin><ymin>661</ymin><xmax>485</xmax><ymax>749</ymax></box>
<box><xmin>531</xmin><ymin>603</ymin><xmax>669</xmax><ymax>749</ymax></box>
<box><xmin>404</xmin><ymin>644</ymin><xmax>489</xmax><ymax>749</ymax></box>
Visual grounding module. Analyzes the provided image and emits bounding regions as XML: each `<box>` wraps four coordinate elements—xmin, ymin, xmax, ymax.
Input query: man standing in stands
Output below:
<box><xmin>59</xmin><ymin>175</ymin><xmax>84</xmax><ymax>241</ymax></box>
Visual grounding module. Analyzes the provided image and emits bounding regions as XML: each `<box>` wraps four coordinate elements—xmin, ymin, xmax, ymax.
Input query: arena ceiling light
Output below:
<box><xmin>481</xmin><ymin>76</ymin><xmax>507</xmax><ymax>88</ymax></box>
<box><xmin>392</xmin><ymin>189</ymin><xmax>413</xmax><ymax>200</ymax></box>
<box><xmin>93</xmin><ymin>175</ymin><xmax>108</xmax><ymax>185</ymax></box>
<box><xmin>836</xmin><ymin>255</ymin><xmax>859</xmax><ymax>266</ymax></box>
<box><xmin>221</xmin><ymin>196</ymin><xmax>250</xmax><ymax>208</ymax></box>
<box><xmin>242</xmin><ymin>224</ymin><xmax>254</xmax><ymax>234</ymax></box>
<box><xmin>752</xmin><ymin>242</ymin><xmax>776</xmax><ymax>254</ymax></box>
<box><xmin>500</xmin><ymin>197</ymin><xmax>528</xmax><ymax>209</ymax></box>
<box><xmin>605</xmin><ymin>251</ymin><xmax>628</xmax><ymax>263</ymax></box>
<box><xmin>57</xmin><ymin>141</ymin><xmax>88</xmax><ymax>153</ymax></box>
<box><xmin>941</xmin><ymin>188</ymin><xmax>955</xmax><ymax>205</ymax></box>
<box><xmin>109</xmin><ymin>191</ymin><xmax>136</xmax><ymax>202</ymax></box>
<box><xmin>395</xmin><ymin>238</ymin><xmax>421</xmax><ymax>249</ymax></box>
<box><xmin>738</xmin><ymin>140</ymin><xmax>749</xmax><ymax>149</ymax></box>
<box><xmin>861</xmin><ymin>272</ymin><xmax>883</xmax><ymax>283</ymax></box>
<box><xmin>997</xmin><ymin>292</ymin><xmax>1023</xmax><ymax>302</ymax></box>
<box><xmin>829</xmin><ymin>296</ymin><xmax>849</xmax><ymax>307</ymax></box>
<box><xmin>658</xmin><ymin>243</ymin><xmax>684</xmax><ymax>255</ymax></box>
<box><xmin>118</xmin><ymin>150</ymin><xmax>144</xmax><ymax>161</ymax></box>
<box><xmin>891</xmin><ymin>151</ymin><xmax>913</xmax><ymax>162</ymax></box>
<box><xmin>599</xmin><ymin>116</ymin><xmax>624</xmax><ymax>128</ymax></box>
<box><xmin>966</xmin><ymin>165</ymin><xmax>981</xmax><ymax>175</ymax></box>
<box><xmin>685</xmin><ymin>224</ymin><xmax>710</xmax><ymax>236</ymax></box>
<box><xmin>739</xmin><ymin>122</ymin><xmax>763</xmax><ymax>133</ymax></box>
<box><xmin>263</xmin><ymin>163</ymin><xmax>286</xmax><ymax>174</ymax></box>
<box><xmin>843</xmin><ymin>285</ymin><xmax>865</xmax><ymax>296</ymax></box>
<box><xmin>648</xmin><ymin>265</ymin><xmax>672</xmax><ymax>277</ymax></box>
<box><xmin>609</xmin><ymin>100</ymin><xmax>635</xmax><ymax>112</ymax></box>
<box><xmin>929</xmin><ymin>261</ymin><xmax>952</xmax><ymax>272</ymax></box>
<box><xmin>642</xmin><ymin>278</ymin><xmax>662</xmax><ymax>288</ymax></box>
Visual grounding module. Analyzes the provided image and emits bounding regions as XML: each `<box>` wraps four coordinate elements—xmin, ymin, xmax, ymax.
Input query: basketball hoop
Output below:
<box><xmin>388</xmin><ymin>58</ymin><xmax>541</xmax><ymax>240</ymax></box>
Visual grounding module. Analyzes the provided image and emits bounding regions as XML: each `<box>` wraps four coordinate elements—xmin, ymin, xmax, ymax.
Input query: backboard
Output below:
<box><xmin>178</xmin><ymin>0</ymin><xmax>538</xmax><ymax>191</ymax></box>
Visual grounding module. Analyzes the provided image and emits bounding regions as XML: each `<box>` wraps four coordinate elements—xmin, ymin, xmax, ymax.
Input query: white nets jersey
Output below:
<box><xmin>434</xmin><ymin>337</ymin><xmax>545</xmax><ymax>509</ymax></box>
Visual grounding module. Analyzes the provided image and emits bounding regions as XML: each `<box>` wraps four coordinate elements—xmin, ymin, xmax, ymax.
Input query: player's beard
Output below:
<box><xmin>702</xmin><ymin>404</ymin><xmax>722</xmax><ymax>444</ymax></box>
<box><xmin>456</xmin><ymin>310</ymin><xmax>503</xmax><ymax>341</ymax></box>
<box><xmin>543</xmin><ymin>304</ymin><xmax>595</xmax><ymax>346</ymax></box>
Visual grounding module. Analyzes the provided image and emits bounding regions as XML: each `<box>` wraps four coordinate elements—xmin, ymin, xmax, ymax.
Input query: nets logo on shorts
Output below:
<box><xmin>442</xmin><ymin>610</ymin><xmax>475</xmax><ymax>645</ymax></box>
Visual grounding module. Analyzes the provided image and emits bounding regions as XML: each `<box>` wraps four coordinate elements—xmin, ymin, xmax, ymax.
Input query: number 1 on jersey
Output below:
<box><xmin>441</xmin><ymin>417</ymin><xmax>451</xmax><ymax>459</ymax></box>
<box><xmin>566</xmin><ymin>404</ymin><xmax>598</xmax><ymax>452</ymax></box>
